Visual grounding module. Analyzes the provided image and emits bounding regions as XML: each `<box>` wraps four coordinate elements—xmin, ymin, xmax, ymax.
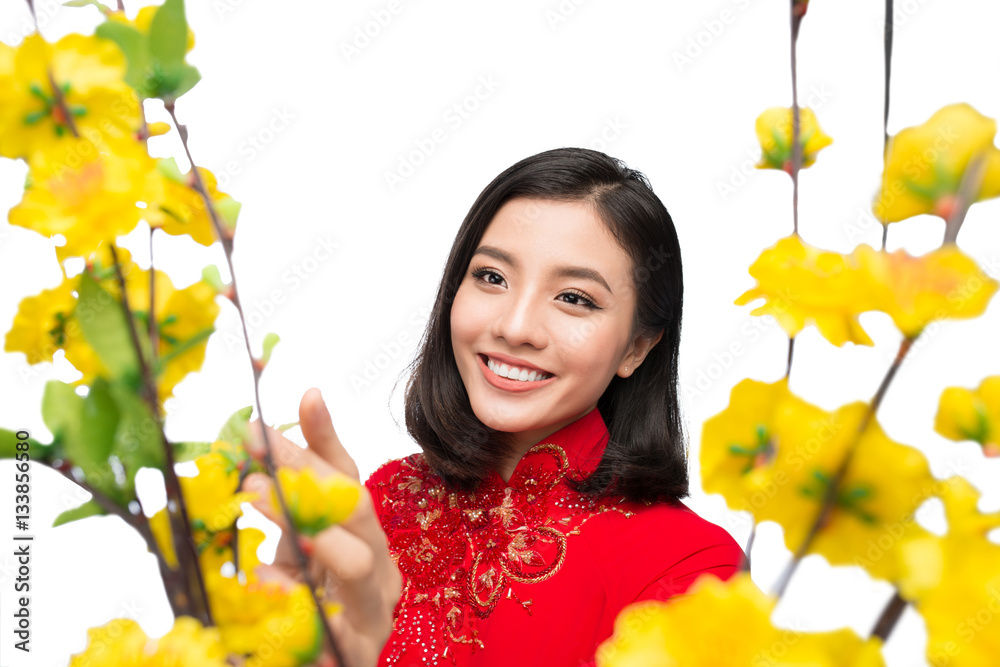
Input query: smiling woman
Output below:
<box><xmin>358</xmin><ymin>147</ymin><xmax>747</xmax><ymax>665</ymax></box>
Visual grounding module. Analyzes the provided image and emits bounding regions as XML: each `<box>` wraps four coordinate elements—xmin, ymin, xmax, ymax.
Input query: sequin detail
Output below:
<box><xmin>371</xmin><ymin>443</ymin><xmax>635</xmax><ymax>666</ymax></box>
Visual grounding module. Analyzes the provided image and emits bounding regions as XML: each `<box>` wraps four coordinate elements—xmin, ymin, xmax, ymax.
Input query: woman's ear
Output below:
<box><xmin>620</xmin><ymin>329</ymin><xmax>664</xmax><ymax>376</ymax></box>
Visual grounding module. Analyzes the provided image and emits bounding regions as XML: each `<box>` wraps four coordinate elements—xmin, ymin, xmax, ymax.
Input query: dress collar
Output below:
<box><xmin>501</xmin><ymin>406</ymin><xmax>610</xmax><ymax>486</ymax></box>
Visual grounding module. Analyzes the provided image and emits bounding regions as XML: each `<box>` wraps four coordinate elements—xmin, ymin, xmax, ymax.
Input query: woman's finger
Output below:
<box><xmin>299</xmin><ymin>388</ymin><xmax>360</xmax><ymax>481</ymax></box>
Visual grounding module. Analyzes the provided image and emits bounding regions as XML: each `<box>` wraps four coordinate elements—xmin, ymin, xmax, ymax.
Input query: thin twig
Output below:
<box><xmin>164</xmin><ymin>102</ymin><xmax>345</xmax><ymax>666</ymax></box>
<box><xmin>879</xmin><ymin>0</ymin><xmax>894</xmax><ymax>250</ymax></box>
<box><xmin>943</xmin><ymin>151</ymin><xmax>988</xmax><ymax>245</ymax></box>
<box><xmin>871</xmin><ymin>589</ymin><xmax>907</xmax><ymax>641</ymax></box>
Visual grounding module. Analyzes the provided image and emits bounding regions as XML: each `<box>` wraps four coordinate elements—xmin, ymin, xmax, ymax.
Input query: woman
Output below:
<box><xmin>245</xmin><ymin>148</ymin><xmax>746</xmax><ymax>666</ymax></box>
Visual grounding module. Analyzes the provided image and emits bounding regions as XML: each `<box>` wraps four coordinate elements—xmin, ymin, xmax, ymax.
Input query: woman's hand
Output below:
<box><xmin>242</xmin><ymin>387</ymin><xmax>402</xmax><ymax>667</ymax></box>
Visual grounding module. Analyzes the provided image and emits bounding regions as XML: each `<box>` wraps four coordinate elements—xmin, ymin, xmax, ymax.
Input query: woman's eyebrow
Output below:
<box><xmin>472</xmin><ymin>245</ymin><xmax>613</xmax><ymax>294</ymax></box>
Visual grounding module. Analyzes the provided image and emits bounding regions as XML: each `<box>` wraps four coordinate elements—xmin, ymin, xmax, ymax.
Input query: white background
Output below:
<box><xmin>1</xmin><ymin>0</ymin><xmax>999</xmax><ymax>664</ymax></box>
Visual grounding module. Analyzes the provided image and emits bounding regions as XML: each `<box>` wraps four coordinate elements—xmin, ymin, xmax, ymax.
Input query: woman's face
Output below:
<box><xmin>450</xmin><ymin>196</ymin><xmax>661</xmax><ymax>452</ymax></box>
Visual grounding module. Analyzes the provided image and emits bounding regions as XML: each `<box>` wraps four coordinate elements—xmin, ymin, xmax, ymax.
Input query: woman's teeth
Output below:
<box><xmin>487</xmin><ymin>357</ymin><xmax>553</xmax><ymax>382</ymax></box>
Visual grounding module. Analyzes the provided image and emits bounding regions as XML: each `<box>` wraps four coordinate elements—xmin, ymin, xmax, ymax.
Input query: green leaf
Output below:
<box><xmin>201</xmin><ymin>265</ymin><xmax>225</xmax><ymax>293</ymax></box>
<box><xmin>167</xmin><ymin>63</ymin><xmax>202</xmax><ymax>101</ymax></box>
<box><xmin>261</xmin><ymin>333</ymin><xmax>280</xmax><ymax>366</ymax></box>
<box><xmin>217</xmin><ymin>406</ymin><xmax>253</xmax><ymax>448</ymax></box>
<box><xmin>53</xmin><ymin>499</ymin><xmax>105</xmax><ymax>527</ymax></box>
<box><xmin>148</xmin><ymin>0</ymin><xmax>189</xmax><ymax>71</ymax></box>
<box><xmin>77</xmin><ymin>272</ymin><xmax>142</xmax><ymax>386</ymax></box>
<box><xmin>109</xmin><ymin>382</ymin><xmax>166</xmax><ymax>489</ymax></box>
<box><xmin>215</xmin><ymin>195</ymin><xmax>241</xmax><ymax>231</ymax></box>
<box><xmin>95</xmin><ymin>21</ymin><xmax>153</xmax><ymax>96</ymax></box>
<box><xmin>173</xmin><ymin>440</ymin><xmax>212</xmax><ymax>462</ymax></box>
<box><xmin>0</xmin><ymin>429</ymin><xmax>53</xmax><ymax>462</ymax></box>
<box><xmin>156</xmin><ymin>157</ymin><xmax>186</xmax><ymax>183</ymax></box>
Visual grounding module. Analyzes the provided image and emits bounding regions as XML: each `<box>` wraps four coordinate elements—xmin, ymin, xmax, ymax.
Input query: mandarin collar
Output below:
<box><xmin>492</xmin><ymin>406</ymin><xmax>610</xmax><ymax>488</ymax></box>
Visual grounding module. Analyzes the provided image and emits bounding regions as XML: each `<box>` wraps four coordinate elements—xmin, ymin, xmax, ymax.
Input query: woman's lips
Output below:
<box><xmin>476</xmin><ymin>354</ymin><xmax>557</xmax><ymax>392</ymax></box>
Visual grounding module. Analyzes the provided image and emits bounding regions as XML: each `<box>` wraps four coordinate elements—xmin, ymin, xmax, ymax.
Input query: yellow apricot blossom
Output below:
<box><xmin>149</xmin><ymin>505</ymin><xmax>178</xmax><ymax>569</ymax></box>
<box><xmin>68</xmin><ymin>616</ymin><xmax>228</xmax><ymax>667</ymax></box>
<box><xmin>899</xmin><ymin>477</ymin><xmax>1000</xmax><ymax>665</ymax></box>
<box><xmin>701</xmin><ymin>379</ymin><xmax>938</xmax><ymax>584</ymax></box>
<box><xmin>3</xmin><ymin>279</ymin><xmax>78</xmax><ymax>365</ymax></box>
<box><xmin>596</xmin><ymin>572</ymin><xmax>885</xmax><ymax>666</ymax></box>
<box><xmin>180</xmin><ymin>440</ymin><xmax>256</xmax><ymax>545</ymax></box>
<box><xmin>854</xmin><ymin>243</ymin><xmax>998</xmax><ymax>338</ymax></box>
<box><xmin>8</xmin><ymin>137</ymin><xmax>159</xmax><ymax>264</ymax></box>
<box><xmin>734</xmin><ymin>235</ymin><xmax>877</xmax><ymax>346</ymax></box>
<box><xmin>873</xmin><ymin>103</ymin><xmax>1000</xmax><ymax>223</ymax></box>
<box><xmin>0</xmin><ymin>33</ymin><xmax>140</xmax><ymax>163</ymax></box>
<box><xmin>755</xmin><ymin>106</ymin><xmax>833</xmax><ymax>172</ymax></box>
<box><xmin>271</xmin><ymin>466</ymin><xmax>363</xmax><ymax>537</ymax></box>
<box><xmin>935</xmin><ymin>376</ymin><xmax>1000</xmax><ymax>456</ymax></box>
<box><xmin>145</xmin><ymin>159</ymin><xmax>241</xmax><ymax>246</ymax></box>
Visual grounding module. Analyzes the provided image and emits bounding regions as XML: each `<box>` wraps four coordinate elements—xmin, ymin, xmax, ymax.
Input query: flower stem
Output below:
<box><xmin>106</xmin><ymin>244</ymin><xmax>214</xmax><ymax>627</ymax></box>
<box><xmin>163</xmin><ymin>101</ymin><xmax>346</xmax><ymax>666</ymax></box>
<box><xmin>879</xmin><ymin>0</ymin><xmax>894</xmax><ymax>250</ymax></box>
<box><xmin>789</xmin><ymin>1</ymin><xmax>803</xmax><ymax>237</ymax></box>
<box><xmin>870</xmin><ymin>589</ymin><xmax>907</xmax><ymax>641</ymax></box>
<box><xmin>771</xmin><ymin>335</ymin><xmax>915</xmax><ymax>599</ymax></box>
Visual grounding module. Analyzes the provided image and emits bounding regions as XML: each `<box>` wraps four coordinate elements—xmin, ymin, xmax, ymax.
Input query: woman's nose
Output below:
<box><xmin>490</xmin><ymin>289</ymin><xmax>548</xmax><ymax>349</ymax></box>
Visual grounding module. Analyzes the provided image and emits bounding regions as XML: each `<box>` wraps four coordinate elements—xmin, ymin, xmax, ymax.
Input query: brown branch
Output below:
<box><xmin>871</xmin><ymin>589</ymin><xmax>907</xmax><ymax>641</ymax></box>
<box><xmin>47</xmin><ymin>67</ymin><xmax>80</xmax><ymax>138</ymax></box>
<box><xmin>107</xmin><ymin>244</ymin><xmax>214</xmax><ymax>626</ymax></box>
<box><xmin>163</xmin><ymin>101</ymin><xmax>346</xmax><ymax>666</ymax></box>
<box><xmin>943</xmin><ymin>151</ymin><xmax>988</xmax><ymax>245</ymax></box>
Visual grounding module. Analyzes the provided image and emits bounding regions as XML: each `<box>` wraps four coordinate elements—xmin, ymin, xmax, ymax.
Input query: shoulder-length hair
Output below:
<box><xmin>398</xmin><ymin>147</ymin><xmax>687</xmax><ymax>504</ymax></box>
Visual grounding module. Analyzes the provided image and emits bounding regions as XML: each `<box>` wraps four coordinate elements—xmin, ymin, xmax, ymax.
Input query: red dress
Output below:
<box><xmin>364</xmin><ymin>406</ymin><xmax>747</xmax><ymax>666</ymax></box>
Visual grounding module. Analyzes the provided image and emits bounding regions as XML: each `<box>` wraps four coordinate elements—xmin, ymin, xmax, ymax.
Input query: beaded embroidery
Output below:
<box><xmin>370</xmin><ymin>442</ymin><xmax>636</xmax><ymax>666</ymax></box>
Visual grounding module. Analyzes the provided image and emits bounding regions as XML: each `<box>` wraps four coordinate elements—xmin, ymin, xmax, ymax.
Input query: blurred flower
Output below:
<box><xmin>873</xmin><ymin>103</ymin><xmax>1000</xmax><ymax>223</ymax></box>
<box><xmin>935</xmin><ymin>376</ymin><xmax>1000</xmax><ymax>457</ymax></box>
<box><xmin>149</xmin><ymin>504</ymin><xmax>178</xmax><ymax>569</ymax></box>
<box><xmin>596</xmin><ymin>572</ymin><xmax>884</xmax><ymax>666</ymax></box>
<box><xmin>3</xmin><ymin>279</ymin><xmax>79</xmax><ymax>365</ymax></box>
<box><xmin>0</xmin><ymin>33</ymin><xmax>140</xmax><ymax>163</ymax></box>
<box><xmin>181</xmin><ymin>440</ymin><xmax>256</xmax><ymax>545</ymax></box>
<box><xmin>271</xmin><ymin>466</ymin><xmax>362</xmax><ymax>537</ymax></box>
<box><xmin>68</xmin><ymin>616</ymin><xmax>228</xmax><ymax>666</ymax></box>
<box><xmin>899</xmin><ymin>477</ymin><xmax>1000</xmax><ymax>665</ymax></box>
<box><xmin>145</xmin><ymin>158</ymin><xmax>240</xmax><ymax>246</ymax></box>
<box><xmin>854</xmin><ymin>243</ymin><xmax>998</xmax><ymax>338</ymax></box>
<box><xmin>755</xmin><ymin>106</ymin><xmax>833</xmax><ymax>172</ymax></box>
<box><xmin>734</xmin><ymin>235</ymin><xmax>877</xmax><ymax>347</ymax></box>
<box><xmin>701</xmin><ymin>378</ymin><xmax>938</xmax><ymax>584</ymax></box>
<box><xmin>7</xmin><ymin>137</ymin><xmax>158</xmax><ymax>264</ymax></box>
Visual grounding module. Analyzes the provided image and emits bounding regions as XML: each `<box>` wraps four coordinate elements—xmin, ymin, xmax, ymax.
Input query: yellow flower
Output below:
<box><xmin>181</xmin><ymin>440</ymin><xmax>256</xmax><ymax>543</ymax></box>
<box><xmin>899</xmin><ymin>478</ymin><xmax>1000</xmax><ymax>665</ymax></box>
<box><xmin>596</xmin><ymin>572</ymin><xmax>885</xmax><ymax>666</ymax></box>
<box><xmin>873</xmin><ymin>103</ymin><xmax>1000</xmax><ymax>223</ymax></box>
<box><xmin>68</xmin><ymin>616</ymin><xmax>228</xmax><ymax>666</ymax></box>
<box><xmin>755</xmin><ymin>106</ymin><xmax>833</xmax><ymax>172</ymax></box>
<box><xmin>3</xmin><ymin>278</ymin><xmax>78</xmax><ymax>365</ymax></box>
<box><xmin>271</xmin><ymin>466</ymin><xmax>362</xmax><ymax>537</ymax></box>
<box><xmin>734</xmin><ymin>235</ymin><xmax>877</xmax><ymax>347</ymax></box>
<box><xmin>935</xmin><ymin>376</ymin><xmax>1000</xmax><ymax>456</ymax></box>
<box><xmin>0</xmin><ymin>33</ymin><xmax>140</xmax><ymax>163</ymax></box>
<box><xmin>8</xmin><ymin>136</ymin><xmax>159</xmax><ymax>264</ymax></box>
<box><xmin>107</xmin><ymin>5</ymin><xmax>197</xmax><ymax>53</ymax></box>
<box><xmin>701</xmin><ymin>379</ymin><xmax>938</xmax><ymax>584</ymax></box>
<box><xmin>854</xmin><ymin>243</ymin><xmax>998</xmax><ymax>338</ymax></box>
<box><xmin>149</xmin><ymin>505</ymin><xmax>178</xmax><ymax>569</ymax></box>
<box><xmin>145</xmin><ymin>159</ymin><xmax>240</xmax><ymax>246</ymax></box>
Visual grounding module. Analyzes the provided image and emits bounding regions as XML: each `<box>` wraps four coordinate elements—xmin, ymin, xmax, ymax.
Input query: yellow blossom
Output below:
<box><xmin>0</xmin><ymin>33</ymin><xmax>140</xmax><ymax>163</ymax></box>
<box><xmin>935</xmin><ymin>376</ymin><xmax>1000</xmax><ymax>456</ymax></box>
<box><xmin>3</xmin><ymin>279</ymin><xmax>78</xmax><ymax>365</ymax></box>
<box><xmin>271</xmin><ymin>466</ymin><xmax>363</xmax><ymax>537</ymax></box>
<box><xmin>899</xmin><ymin>478</ymin><xmax>1000</xmax><ymax>665</ymax></box>
<box><xmin>181</xmin><ymin>440</ymin><xmax>256</xmax><ymax>544</ymax></box>
<box><xmin>596</xmin><ymin>572</ymin><xmax>885</xmax><ymax>666</ymax></box>
<box><xmin>734</xmin><ymin>235</ymin><xmax>877</xmax><ymax>347</ymax></box>
<box><xmin>755</xmin><ymin>106</ymin><xmax>833</xmax><ymax>172</ymax></box>
<box><xmin>854</xmin><ymin>243</ymin><xmax>998</xmax><ymax>338</ymax></box>
<box><xmin>701</xmin><ymin>378</ymin><xmax>938</xmax><ymax>584</ymax></box>
<box><xmin>8</xmin><ymin>136</ymin><xmax>159</xmax><ymax>264</ymax></box>
<box><xmin>149</xmin><ymin>505</ymin><xmax>178</xmax><ymax>569</ymax></box>
<box><xmin>145</xmin><ymin>160</ymin><xmax>240</xmax><ymax>246</ymax></box>
<box><xmin>873</xmin><ymin>103</ymin><xmax>1000</xmax><ymax>223</ymax></box>
<box><xmin>69</xmin><ymin>616</ymin><xmax>228</xmax><ymax>666</ymax></box>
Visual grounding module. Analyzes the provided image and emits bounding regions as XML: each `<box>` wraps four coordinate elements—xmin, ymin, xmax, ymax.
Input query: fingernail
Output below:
<box><xmin>298</xmin><ymin>534</ymin><xmax>315</xmax><ymax>558</ymax></box>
